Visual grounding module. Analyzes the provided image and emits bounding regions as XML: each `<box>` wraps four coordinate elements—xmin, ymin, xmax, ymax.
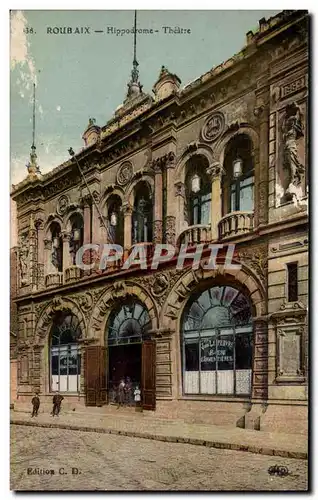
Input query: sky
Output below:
<box><xmin>10</xmin><ymin>9</ymin><xmax>280</xmax><ymax>187</ymax></box>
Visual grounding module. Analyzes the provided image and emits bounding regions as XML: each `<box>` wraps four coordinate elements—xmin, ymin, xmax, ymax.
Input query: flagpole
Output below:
<box><xmin>68</xmin><ymin>147</ymin><xmax>114</xmax><ymax>244</ymax></box>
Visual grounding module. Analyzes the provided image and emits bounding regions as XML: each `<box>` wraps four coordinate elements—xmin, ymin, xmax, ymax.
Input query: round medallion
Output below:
<box><xmin>117</xmin><ymin>161</ymin><xmax>133</xmax><ymax>186</ymax></box>
<box><xmin>202</xmin><ymin>112</ymin><xmax>225</xmax><ymax>142</ymax></box>
<box><xmin>57</xmin><ymin>195</ymin><xmax>69</xmax><ymax>216</ymax></box>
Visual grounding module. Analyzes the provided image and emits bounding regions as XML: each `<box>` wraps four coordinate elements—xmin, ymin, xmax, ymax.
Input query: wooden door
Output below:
<box><xmin>85</xmin><ymin>346</ymin><xmax>108</xmax><ymax>406</ymax></box>
<box><xmin>141</xmin><ymin>340</ymin><xmax>156</xmax><ymax>411</ymax></box>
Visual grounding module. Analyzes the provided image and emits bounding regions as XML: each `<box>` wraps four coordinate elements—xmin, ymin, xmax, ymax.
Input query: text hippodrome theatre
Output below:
<box><xmin>46</xmin><ymin>26</ymin><xmax>191</xmax><ymax>34</ymax></box>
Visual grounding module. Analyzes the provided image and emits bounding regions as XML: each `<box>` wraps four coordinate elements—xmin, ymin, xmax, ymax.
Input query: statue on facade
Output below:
<box><xmin>282</xmin><ymin>102</ymin><xmax>305</xmax><ymax>199</ymax></box>
<box><xmin>18</xmin><ymin>235</ymin><xmax>29</xmax><ymax>286</ymax></box>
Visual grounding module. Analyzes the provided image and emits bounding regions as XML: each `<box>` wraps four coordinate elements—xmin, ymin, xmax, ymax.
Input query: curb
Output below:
<box><xmin>10</xmin><ymin>419</ymin><xmax>308</xmax><ymax>460</ymax></box>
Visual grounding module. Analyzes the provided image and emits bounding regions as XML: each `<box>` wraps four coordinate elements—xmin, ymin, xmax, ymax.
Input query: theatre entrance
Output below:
<box><xmin>84</xmin><ymin>300</ymin><xmax>156</xmax><ymax>410</ymax></box>
<box><xmin>108</xmin><ymin>342</ymin><xmax>142</xmax><ymax>405</ymax></box>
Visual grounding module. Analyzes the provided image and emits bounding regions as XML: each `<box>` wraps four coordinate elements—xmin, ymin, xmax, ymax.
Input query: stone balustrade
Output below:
<box><xmin>177</xmin><ymin>224</ymin><xmax>212</xmax><ymax>247</ymax></box>
<box><xmin>218</xmin><ymin>211</ymin><xmax>254</xmax><ymax>239</ymax></box>
<box><xmin>45</xmin><ymin>272</ymin><xmax>63</xmax><ymax>288</ymax></box>
<box><xmin>64</xmin><ymin>265</ymin><xmax>84</xmax><ymax>284</ymax></box>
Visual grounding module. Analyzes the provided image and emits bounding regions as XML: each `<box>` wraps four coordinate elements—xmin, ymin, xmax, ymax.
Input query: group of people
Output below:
<box><xmin>31</xmin><ymin>381</ymin><xmax>141</xmax><ymax>416</ymax></box>
<box><xmin>31</xmin><ymin>391</ymin><xmax>64</xmax><ymax>417</ymax></box>
<box><xmin>116</xmin><ymin>377</ymin><xmax>141</xmax><ymax>408</ymax></box>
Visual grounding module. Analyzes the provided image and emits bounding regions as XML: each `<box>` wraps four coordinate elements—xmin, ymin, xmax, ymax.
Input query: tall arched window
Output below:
<box><xmin>181</xmin><ymin>285</ymin><xmax>253</xmax><ymax>396</ymax></box>
<box><xmin>223</xmin><ymin>134</ymin><xmax>255</xmax><ymax>215</ymax></box>
<box><xmin>50</xmin><ymin>222</ymin><xmax>63</xmax><ymax>272</ymax></box>
<box><xmin>69</xmin><ymin>214</ymin><xmax>84</xmax><ymax>265</ymax></box>
<box><xmin>107</xmin><ymin>194</ymin><xmax>124</xmax><ymax>246</ymax></box>
<box><xmin>107</xmin><ymin>300</ymin><xmax>151</xmax><ymax>346</ymax></box>
<box><xmin>185</xmin><ymin>156</ymin><xmax>211</xmax><ymax>226</ymax></box>
<box><xmin>132</xmin><ymin>182</ymin><xmax>153</xmax><ymax>244</ymax></box>
<box><xmin>50</xmin><ymin>312</ymin><xmax>82</xmax><ymax>392</ymax></box>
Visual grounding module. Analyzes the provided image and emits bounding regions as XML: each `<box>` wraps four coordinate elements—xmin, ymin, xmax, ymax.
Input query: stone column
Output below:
<box><xmin>165</xmin><ymin>152</ymin><xmax>177</xmax><ymax>245</ymax></box>
<box><xmin>44</xmin><ymin>238</ymin><xmax>54</xmax><ymax>275</ymax></box>
<box><xmin>122</xmin><ymin>203</ymin><xmax>133</xmax><ymax>258</ymax></box>
<box><xmin>82</xmin><ymin>195</ymin><xmax>91</xmax><ymax>246</ymax></box>
<box><xmin>252</xmin><ymin>318</ymin><xmax>268</xmax><ymax>400</ymax></box>
<box><xmin>174</xmin><ymin>182</ymin><xmax>185</xmax><ymax>239</ymax></box>
<box><xmin>254</xmin><ymin>90</ymin><xmax>269</xmax><ymax>227</ymax></box>
<box><xmin>91</xmin><ymin>192</ymin><xmax>101</xmax><ymax>245</ymax></box>
<box><xmin>152</xmin><ymin>162</ymin><xmax>163</xmax><ymax>244</ymax></box>
<box><xmin>61</xmin><ymin>231</ymin><xmax>72</xmax><ymax>271</ymax></box>
<box><xmin>35</xmin><ymin>220</ymin><xmax>45</xmax><ymax>288</ymax></box>
<box><xmin>207</xmin><ymin>161</ymin><xmax>225</xmax><ymax>240</ymax></box>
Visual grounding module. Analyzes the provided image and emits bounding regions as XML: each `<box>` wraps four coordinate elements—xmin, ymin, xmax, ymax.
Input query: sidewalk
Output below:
<box><xmin>10</xmin><ymin>408</ymin><xmax>308</xmax><ymax>460</ymax></box>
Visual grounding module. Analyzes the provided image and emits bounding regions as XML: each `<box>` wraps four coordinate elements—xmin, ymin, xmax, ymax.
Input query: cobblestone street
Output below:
<box><xmin>10</xmin><ymin>425</ymin><xmax>308</xmax><ymax>491</ymax></box>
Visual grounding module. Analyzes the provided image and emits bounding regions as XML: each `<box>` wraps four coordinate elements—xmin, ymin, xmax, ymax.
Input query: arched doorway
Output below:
<box><xmin>50</xmin><ymin>312</ymin><xmax>82</xmax><ymax>392</ymax></box>
<box><xmin>106</xmin><ymin>300</ymin><xmax>151</xmax><ymax>404</ymax></box>
<box><xmin>181</xmin><ymin>284</ymin><xmax>253</xmax><ymax>396</ymax></box>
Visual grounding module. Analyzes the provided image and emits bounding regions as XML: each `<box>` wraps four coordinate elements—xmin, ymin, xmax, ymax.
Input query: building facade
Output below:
<box><xmin>11</xmin><ymin>10</ymin><xmax>309</xmax><ymax>434</ymax></box>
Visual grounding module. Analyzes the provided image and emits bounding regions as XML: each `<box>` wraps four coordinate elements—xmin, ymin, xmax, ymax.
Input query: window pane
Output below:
<box><xmin>239</xmin><ymin>184</ymin><xmax>254</xmax><ymax>211</ymax></box>
<box><xmin>231</xmin><ymin>189</ymin><xmax>236</xmax><ymax>212</ymax></box>
<box><xmin>51</xmin><ymin>354</ymin><xmax>58</xmax><ymax>375</ymax></box>
<box><xmin>217</xmin><ymin>335</ymin><xmax>234</xmax><ymax>370</ymax></box>
<box><xmin>235</xmin><ymin>333</ymin><xmax>252</xmax><ymax>369</ymax></box>
<box><xmin>185</xmin><ymin>342</ymin><xmax>199</xmax><ymax>371</ymax></box>
<box><xmin>59</xmin><ymin>352</ymin><xmax>67</xmax><ymax>375</ymax></box>
<box><xmin>201</xmin><ymin>200</ymin><xmax>211</xmax><ymax>225</ymax></box>
<box><xmin>200</xmin><ymin>337</ymin><xmax>216</xmax><ymax>371</ymax></box>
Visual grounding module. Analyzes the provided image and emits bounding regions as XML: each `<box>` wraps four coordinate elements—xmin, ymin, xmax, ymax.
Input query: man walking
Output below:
<box><xmin>31</xmin><ymin>392</ymin><xmax>40</xmax><ymax>417</ymax></box>
<box><xmin>52</xmin><ymin>391</ymin><xmax>64</xmax><ymax>416</ymax></box>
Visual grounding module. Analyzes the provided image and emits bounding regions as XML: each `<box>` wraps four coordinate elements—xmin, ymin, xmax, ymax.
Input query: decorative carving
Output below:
<box><xmin>151</xmin><ymin>273</ymin><xmax>169</xmax><ymax>297</ymax></box>
<box><xmin>207</xmin><ymin>161</ymin><xmax>225</xmax><ymax>180</ymax></box>
<box><xmin>165</xmin><ymin>216</ymin><xmax>176</xmax><ymax>245</ymax></box>
<box><xmin>184</xmin><ymin>141</ymin><xmax>199</xmax><ymax>156</ymax></box>
<box><xmin>51</xmin><ymin>296</ymin><xmax>69</xmax><ymax>315</ymax></box>
<box><xmin>113</xmin><ymin>281</ymin><xmax>126</xmax><ymax>297</ymax></box>
<box><xmin>18</xmin><ymin>233</ymin><xmax>29</xmax><ymax>286</ymax></box>
<box><xmin>57</xmin><ymin>195</ymin><xmax>69</xmax><ymax>216</ymax></box>
<box><xmin>282</xmin><ymin>102</ymin><xmax>305</xmax><ymax>199</ymax></box>
<box><xmin>151</xmin><ymin>152</ymin><xmax>176</xmax><ymax>172</ymax></box>
<box><xmin>238</xmin><ymin>245</ymin><xmax>268</xmax><ymax>284</ymax></box>
<box><xmin>201</xmin><ymin>112</ymin><xmax>225</xmax><ymax>142</ymax></box>
<box><xmin>117</xmin><ymin>161</ymin><xmax>133</xmax><ymax>186</ymax></box>
<box><xmin>153</xmin><ymin>220</ymin><xmax>163</xmax><ymax>244</ymax></box>
<box><xmin>77</xmin><ymin>292</ymin><xmax>93</xmax><ymax>313</ymax></box>
<box><xmin>174</xmin><ymin>182</ymin><xmax>185</xmax><ymax>198</ymax></box>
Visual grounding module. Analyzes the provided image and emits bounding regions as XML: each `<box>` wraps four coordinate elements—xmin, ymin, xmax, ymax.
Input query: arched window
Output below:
<box><xmin>181</xmin><ymin>285</ymin><xmax>253</xmax><ymax>396</ymax></box>
<box><xmin>107</xmin><ymin>300</ymin><xmax>151</xmax><ymax>346</ymax></box>
<box><xmin>50</xmin><ymin>222</ymin><xmax>63</xmax><ymax>272</ymax></box>
<box><xmin>132</xmin><ymin>182</ymin><xmax>153</xmax><ymax>244</ymax></box>
<box><xmin>69</xmin><ymin>214</ymin><xmax>84</xmax><ymax>265</ymax></box>
<box><xmin>185</xmin><ymin>156</ymin><xmax>211</xmax><ymax>226</ymax></box>
<box><xmin>223</xmin><ymin>134</ymin><xmax>255</xmax><ymax>215</ymax></box>
<box><xmin>50</xmin><ymin>312</ymin><xmax>82</xmax><ymax>392</ymax></box>
<box><xmin>107</xmin><ymin>194</ymin><xmax>124</xmax><ymax>246</ymax></box>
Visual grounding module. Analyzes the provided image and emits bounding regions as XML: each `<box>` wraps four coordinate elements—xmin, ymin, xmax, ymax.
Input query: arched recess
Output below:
<box><xmin>213</xmin><ymin>125</ymin><xmax>260</xmax><ymax>167</ymax></box>
<box><xmin>100</xmin><ymin>187</ymin><xmax>125</xmax><ymax>214</ymax></box>
<box><xmin>35</xmin><ymin>296</ymin><xmax>87</xmax><ymax>346</ymax></box>
<box><xmin>174</xmin><ymin>143</ymin><xmax>214</xmax><ymax>185</ymax></box>
<box><xmin>44</xmin><ymin>215</ymin><xmax>63</xmax><ymax>239</ymax></box>
<box><xmin>64</xmin><ymin>208</ymin><xmax>84</xmax><ymax>232</ymax></box>
<box><xmin>160</xmin><ymin>263</ymin><xmax>266</xmax><ymax>398</ymax></box>
<box><xmin>88</xmin><ymin>280</ymin><xmax>159</xmax><ymax>343</ymax></box>
<box><xmin>125</xmin><ymin>175</ymin><xmax>154</xmax><ymax>206</ymax></box>
<box><xmin>160</xmin><ymin>262</ymin><xmax>266</xmax><ymax>330</ymax></box>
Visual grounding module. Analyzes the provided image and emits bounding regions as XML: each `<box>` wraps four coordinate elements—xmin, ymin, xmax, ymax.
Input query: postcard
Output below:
<box><xmin>10</xmin><ymin>9</ymin><xmax>309</xmax><ymax>491</ymax></box>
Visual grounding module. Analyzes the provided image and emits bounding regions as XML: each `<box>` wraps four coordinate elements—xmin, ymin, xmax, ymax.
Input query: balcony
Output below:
<box><xmin>218</xmin><ymin>211</ymin><xmax>254</xmax><ymax>240</ymax></box>
<box><xmin>177</xmin><ymin>224</ymin><xmax>212</xmax><ymax>247</ymax></box>
<box><xmin>64</xmin><ymin>265</ymin><xmax>84</xmax><ymax>284</ymax></box>
<box><xmin>45</xmin><ymin>272</ymin><xmax>63</xmax><ymax>288</ymax></box>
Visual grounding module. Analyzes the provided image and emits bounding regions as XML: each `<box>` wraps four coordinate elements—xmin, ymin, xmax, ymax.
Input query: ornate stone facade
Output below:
<box><xmin>11</xmin><ymin>10</ymin><xmax>308</xmax><ymax>435</ymax></box>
